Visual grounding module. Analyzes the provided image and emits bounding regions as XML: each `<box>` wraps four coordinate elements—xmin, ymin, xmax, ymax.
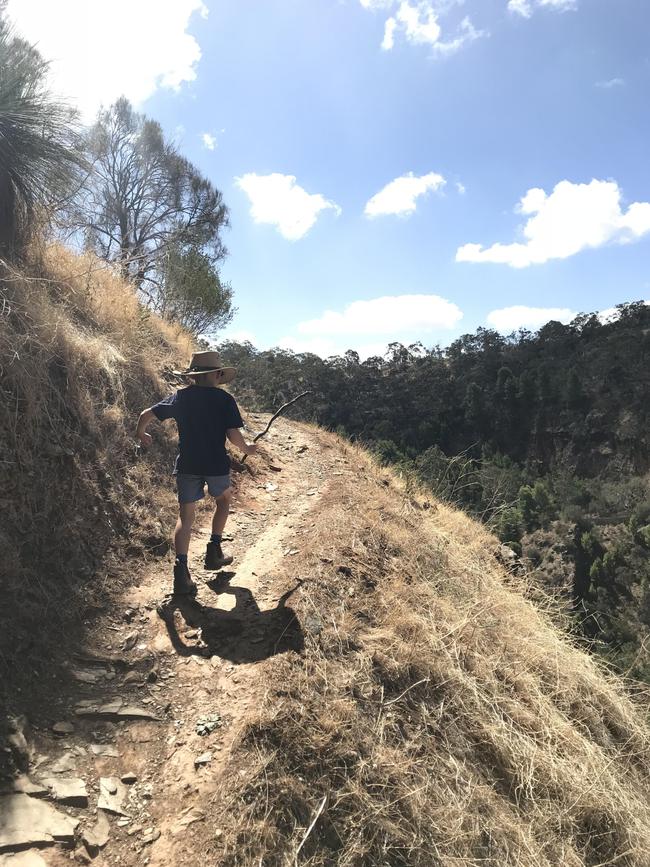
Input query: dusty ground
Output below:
<box><xmin>1</xmin><ymin>416</ymin><xmax>346</xmax><ymax>866</ymax></box>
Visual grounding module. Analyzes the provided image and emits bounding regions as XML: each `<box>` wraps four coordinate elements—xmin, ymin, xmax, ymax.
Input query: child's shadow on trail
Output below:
<box><xmin>159</xmin><ymin>575</ymin><xmax>304</xmax><ymax>664</ymax></box>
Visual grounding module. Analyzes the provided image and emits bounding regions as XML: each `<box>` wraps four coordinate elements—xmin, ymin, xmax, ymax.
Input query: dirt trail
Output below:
<box><xmin>3</xmin><ymin>416</ymin><xmax>339</xmax><ymax>866</ymax></box>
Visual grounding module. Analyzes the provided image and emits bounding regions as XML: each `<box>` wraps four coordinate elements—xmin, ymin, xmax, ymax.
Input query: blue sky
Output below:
<box><xmin>9</xmin><ymin>0</ymin><xmax>650</xmax><ymax>356</ymax></box>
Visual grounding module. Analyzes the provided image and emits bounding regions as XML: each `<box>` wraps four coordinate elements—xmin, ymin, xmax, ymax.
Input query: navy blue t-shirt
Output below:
<box><xmin>151</xmin><ymin>386</ymin><xmax>244</xmax><ymax>476</ymax></box>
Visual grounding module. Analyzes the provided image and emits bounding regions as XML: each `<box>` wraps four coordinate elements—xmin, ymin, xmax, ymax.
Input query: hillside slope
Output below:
<box><xmin>0</xmin><ymin>246</ymin><xmax>193</xmax><ymax>705</ymax></box>
<box><xmin>2</xmin><ymin>419</ymin><xmax>650</xmax><ymax>866</ymax></box>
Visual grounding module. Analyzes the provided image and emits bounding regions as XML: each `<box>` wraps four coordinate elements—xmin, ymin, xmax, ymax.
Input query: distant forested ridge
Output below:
<box><xmin>220</xmin><ymin>301</ymin><xmax>650</xmax><ymax>677</ymax></box>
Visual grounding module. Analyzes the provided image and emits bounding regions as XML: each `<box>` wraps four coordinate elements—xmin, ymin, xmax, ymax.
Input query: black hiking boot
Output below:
<box><xmin>173</xmin><ymin>559</ymin><xmax>197</xmax><ymax>596</ymax></box>
<box><xmin>204</xmin><ymin>541</ymin><xmax>234</xmax><ymax>570</ymax></box>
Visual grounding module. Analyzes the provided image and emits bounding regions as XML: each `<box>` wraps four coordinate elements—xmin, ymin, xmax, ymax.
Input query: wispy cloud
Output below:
<box><xmin>6</xmin><ymin>0</ymin><xmax>208</xmax><ymax>121</ymax></box>
<box><xmin>508</xmin><ymin>0</ymin><xmax>577</xmax><ymax>17</ymax></box>
<box><xmin>595</xmin><ymin>77</ymin><xmax>625</xmax><ymax>89</ymax></box>
<box><xmin>235</xmin><ymin>173</ymin><xmax>341</xmax><ymax>241</ymax></box>
<box><xmin>365</xmin><ymin>171</ymin><xmax>446</xmax><ymax>218</ymax></box>
<box><xmin>457</xmin><ymin>179</ymin><xmax>650</xmax><ymax>268</ymax></box>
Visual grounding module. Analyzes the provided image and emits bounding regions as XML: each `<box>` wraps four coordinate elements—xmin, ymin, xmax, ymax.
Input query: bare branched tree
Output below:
<box><xmin>69</xmin><ymin>97</ymin><xmax>233</xmax><ymax>336</ymax></box>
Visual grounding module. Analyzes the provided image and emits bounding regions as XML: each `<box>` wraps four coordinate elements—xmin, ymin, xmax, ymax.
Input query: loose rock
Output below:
<box><xmin>52</xmin><ymin>721</ymin><xmax>74</xmax><ymax>735</ymax></box>
<box><xmin>40</xmin><ymin>777</ymin><xmax>89</xmax><ymax>807</ymax></box>
<box><xmin>194</xmin><ymin>752</ymin><xmax>212</xmax><ymax>768</ymax></box>
<box><xmin>171</xmin><ymin>806</ymin><xmax>205</xmax><ymax>835</ymax></box>
<box><xmin>0</xmin><ymin>793</ymin><xmax>78</xmax><ymax>850</ymax></box>
<box><xmin>0</xmin><ymin>853</ymin><xmax>49</xmax><ymax>866</ymax></box>
<box><xmin>195</xmin><ymin>714</ymin><xmax>222</xmax><ymax>736</ymax></box>
<box><xmin>82</xmin><ymin>810</ymin><xmax>110</xmax><ymax>851</ymax></box>
<box><xmin>97</xmin><ymin>777</ymin><xmax>129</xmax><ymax>815</ymax></box>
<box><xmin>141</xmin><ymin>828</ymin><xmax>161</xmax><ymax>845</ymax></box>
<box><xmin>48</xmin><ymin>752</ymin><xmax>76</xmax><ymax>774</ymax></box>
<box><xmin>89</xmin><ymin>743</ymin><xmax>119</xmax><ymax>758</ymax></box>
<box><xmin>0</xmin><ymin>775</ymin><xmax>48</xmax><ymax>798</ymax></box>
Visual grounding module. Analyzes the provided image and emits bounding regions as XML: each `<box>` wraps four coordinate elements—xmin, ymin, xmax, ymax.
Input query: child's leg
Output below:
<box><xmin>211</xmin><ymin>488</ymin><xmax>231</xmax><ymax>538</ymax></box>
<box><xmin>174</xmin><ymin>501</ymin><xmax>196</xmax><ymax>556</ymax></box>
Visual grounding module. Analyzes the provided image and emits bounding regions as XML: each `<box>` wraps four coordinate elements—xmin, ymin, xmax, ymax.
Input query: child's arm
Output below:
<box><xmin>136</xmin><ymin>408</ymin><xmax>157</xmax><ymax>448</ymax></box>
<box><xmin>227</xmin><ymin>427</ymin><xmax>258</xmax><ymax>456</ymax></box>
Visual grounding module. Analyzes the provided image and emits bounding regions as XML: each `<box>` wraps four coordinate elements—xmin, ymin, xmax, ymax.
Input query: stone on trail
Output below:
<box><xmin>171</xmin><ymin>806</ymin><xmax>205</xmax><ymax>835</ymax></box>
<box><xmin>40</xmin><ymin>777</ymin><xmax>89</xmax><ymax>807</ymax></box>
<box><xmin>52</xmin><ymin>721</ymin><xmax>75</xmax><ymax>735</ymax></box>
<box><xmin>194</xmin><ymin>752</ymin><xmax>212</xmax><ymax>768</ymax></box>
<box><xmin>81</xmin><ymin>810</ymin><xmax>110</xmax><ymax>851</ymax></box>
<box><xmin>0</xmin><ymin>775</ymin><xmax>48</xmax><ymax>798</ymax></box>
<box><xmin>0</xmin><ymin>852</ymin><xmax>48</xmax><ymax>866</ymax></box>
<box><xmin>195</xmin><ymin>714</ymin><xmax>222</xmax><ymax>736</ymax></box>
<box><xmin>97</xmin><ymin>777</ymin><xmax>129</xmax><ymax>815</ymax></box>
<box><xmin>141</xmin><ymin>828</ymin><xmax>161</xmax><ymax>845</ymax></box>
<box><xmin>90</xmin><ymin>743</ymin><xmax>119</xmax><ymax>758</ymax></box>
<box><xmin>48</xmin><ymin>751</ymin><xmax>77</xmax><ymax>773</ymax></box>
<box><xmin>75</xmin><ymin>700</ymin><xmax>160</xmax><ymax>721</ymax></box>
<box><xmin>120</xmin><ymin>772</ymin><xmax>137</xmax><ymax>784</ymax></box>
<box><xmin>0</xmin><ymin>793</ymin><xmax>78</xmax><ymax>850</ymax></box>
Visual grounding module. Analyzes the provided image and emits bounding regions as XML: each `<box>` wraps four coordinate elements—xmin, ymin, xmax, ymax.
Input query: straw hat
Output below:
<box><xmin>174</xmin><ymin>351</ymin><xmax>236</xmax><ymax>384</ymax></box>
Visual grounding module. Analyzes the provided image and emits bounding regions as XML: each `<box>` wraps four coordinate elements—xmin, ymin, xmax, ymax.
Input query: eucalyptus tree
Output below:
<box><xmin>75</xmin><ymin>97</ymin><xmax>232</xmax><ymax>334</ymax></box>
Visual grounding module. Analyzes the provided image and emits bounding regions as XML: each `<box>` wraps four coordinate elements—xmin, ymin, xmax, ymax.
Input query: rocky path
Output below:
<box><xmin>0</xmin><ymin>416</ymin><xmax>337</xmax><ymax>866</ymax></box>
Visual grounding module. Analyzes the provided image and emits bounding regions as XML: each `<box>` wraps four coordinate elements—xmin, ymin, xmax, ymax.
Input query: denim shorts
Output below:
<box><xmin>176</xmin><ymin>473</ymin><xmax>231</xmax><ymax>504</ymax></box>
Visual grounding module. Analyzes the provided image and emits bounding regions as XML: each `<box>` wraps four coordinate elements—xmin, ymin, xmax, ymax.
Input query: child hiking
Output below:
<box><xmin>136</xmin><ymin>351</ymin><xmax>257</xmax><ymax>596</ymax></box>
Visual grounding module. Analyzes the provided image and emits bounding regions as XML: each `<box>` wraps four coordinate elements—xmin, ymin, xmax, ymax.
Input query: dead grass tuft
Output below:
<box><xmin>0</xmin><ymin>244</ymin><xmax>193</xmax><ymax>717</ymax></box>
<box><xmin>205</xmin><ymin>436</ymin><xmax>650</xmax><ymax>866</ymax></box>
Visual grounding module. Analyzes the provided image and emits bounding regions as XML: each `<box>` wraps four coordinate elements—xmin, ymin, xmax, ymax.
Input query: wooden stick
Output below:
<box><xmin>241</xmin><ymin>390</ymin><xmax>312</xmax><ymax>463</ymax></box>
<box><xmin>295</xmin><ymin>793</ymin><xmax>329</xmax><ymax>863</ymax></box>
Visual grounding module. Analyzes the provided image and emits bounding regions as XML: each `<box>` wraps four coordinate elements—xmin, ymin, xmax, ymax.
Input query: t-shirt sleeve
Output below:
<box><xmin>224</xmin><ymin>394</ymin><xmax>244</xmax><ymax>429</ymax></box>
<box><xmin>151</xmin><ymin>393</ymin><xmax>178</xmax><ymax>421</ymax></box>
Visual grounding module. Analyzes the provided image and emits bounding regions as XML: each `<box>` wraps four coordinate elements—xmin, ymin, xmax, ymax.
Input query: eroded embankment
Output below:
<box><xmin>0</xmin><ymin>246</ymin><xmax>192</xmax><ymax>728</ymax></box>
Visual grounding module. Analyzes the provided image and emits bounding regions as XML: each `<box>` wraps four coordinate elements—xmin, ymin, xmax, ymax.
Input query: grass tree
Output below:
<box><xmin>0</xmin><ymin>15</ymin><xmax>83</xmax><ymax>259</ymax></box>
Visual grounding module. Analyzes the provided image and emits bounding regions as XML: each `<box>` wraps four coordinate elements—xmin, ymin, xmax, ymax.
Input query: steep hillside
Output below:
<box><xmin>2</xmin><ymin>253</ymin><xmax>650</xmax><ymax>865</ymax></box>
<box><xmin>0</xmin><ymin>245</ymin><xmax>193</xmax><ymax>703</ymax></box>
<box><xmin>204</xmin><ymin>437</ymin><xmax>650</xmax><ymax>866</ymax></box>
<box><xmin>2</xmin><ymin>416</ymin><xmax>650</xmax><ymax>866</ymax></box>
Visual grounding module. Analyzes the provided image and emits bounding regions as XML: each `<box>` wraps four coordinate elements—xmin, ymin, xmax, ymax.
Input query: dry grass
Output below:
<box><xmin>205</xmin><ymin>435</ymin><xmax>650</xmax><ymax>866</ymax></box>
<box><xmin>0</xmin><ymin>244</ymin><xmax>193</xmax><ymax>707</ymax></box>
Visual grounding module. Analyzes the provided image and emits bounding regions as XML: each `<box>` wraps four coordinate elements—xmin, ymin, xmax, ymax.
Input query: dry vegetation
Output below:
<box><xmin>204</xmin><ymin>437</ymin><xmax>650</xmax><ymax>866</ymax></box>
<box><xmin>0</xmin><ymin>244</ymin><xmax>193</xmax><ymax>700</ymax></box>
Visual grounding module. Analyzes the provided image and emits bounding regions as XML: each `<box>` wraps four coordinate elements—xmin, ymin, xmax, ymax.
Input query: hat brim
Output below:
<box><xmin>173</xmin><ymin>366</ymin><xmax>236</xmax><ymax>384</ymax></box>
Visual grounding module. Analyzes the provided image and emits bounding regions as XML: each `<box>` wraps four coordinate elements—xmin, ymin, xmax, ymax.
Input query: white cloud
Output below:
<box><xmin>363</xmin><ymin>1</ymin><xmax>484</xmax><ymax>55</ymax></box>
<box><xmin>277</xmin><ymin>293</ymin><xmax>462</xmax><ymax>359</ymax></box>
<box><xmin>487</xmin><ymin>306</ymin><xmax>577</xmax><ymax>332</ymax></box>
<box><xmin>298</xmin><ymin>294</ymin><xmax>463</xmax><ymax>336</ymax></box>
<box><xmin>433</xmin><ymin>16</ymin><xmax>485</xmax><ymax>56</ymax></box>
<box><xmin>364</xmin><ymin>171</ymin><xmax>446</xmax><ymax>218</ymax></box>
<box><xmin>385</xmin><ymin>2</ymin><xmax>442</xmax><ymax>49</ymax></box>
<box><xmin>508</xmin><ymin>0</ymin><xmax>577</xmax><ymax>17</ymax></box>
<box><xmin>235</xmin><ymin>173</ymin><xmax>341</xmax><ymax>241</ymax></box>
<box><xmin>456</xmin><ymin>181</ymin><xmax>466</xmax><ymax>195</ymax></box>
<box><xmin>201</xmin><ymin>133</ymin><xmax>217</xmax><ymax>150</ymax></box>
<box><xmin>6</xmin><ymin>0</ymin><xmax>207</xmax><ymax>121</ymax></box>
<box><xmin>456</xmin><ymin>179</ymin><xmax>650</xmax><ymax>268</ymax></box>
<box><xmin>382</xmin><ymin>17</ymin><xmax>398</xmax><ymax>50</ymax></box>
